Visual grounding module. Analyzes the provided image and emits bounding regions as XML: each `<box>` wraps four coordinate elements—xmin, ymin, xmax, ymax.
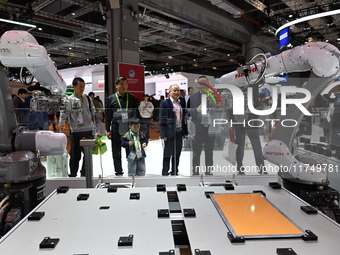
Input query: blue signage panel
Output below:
<box><xmin>279</xmin><ymin>27</ymin><xmax>290</xmax><ymax>49</ymax></box>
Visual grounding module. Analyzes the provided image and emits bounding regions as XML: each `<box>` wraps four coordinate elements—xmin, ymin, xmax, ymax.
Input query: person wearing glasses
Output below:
<box><xmin>159</xmin><ymin>84</ymin><xmax>188</xmax><ymax>176</ymax></box>
<box><xmin>106</xmin><ymin>77</ymin><xmax>137</xmax><ymax>176</ymax></box>
<box><xmin>188</xmin><ymin>76</ymin><xmax>216</xmax><ymax>175</ymax></box>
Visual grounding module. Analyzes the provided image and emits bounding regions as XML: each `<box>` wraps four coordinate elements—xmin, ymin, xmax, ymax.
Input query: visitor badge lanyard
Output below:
<box><xmin>116</xmin><ymin>93</ymin><xmax>129</xmax><ymax>122</ymax></box>
<box><xmin>73</xmin><ymin>93</ymin><xmax>84</xmax><ymax>125</ymax></box>
<box><xmin>130</xmin><ymin>130</ymin><xmax>142</xmax><ymax>158</ymax></box>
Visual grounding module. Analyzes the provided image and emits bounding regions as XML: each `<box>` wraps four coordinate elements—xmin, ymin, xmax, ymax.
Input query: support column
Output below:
<box><xmin>106</xmin><ymin>0</ymin><xmax>140</xmax><ymax>96</ymax></box>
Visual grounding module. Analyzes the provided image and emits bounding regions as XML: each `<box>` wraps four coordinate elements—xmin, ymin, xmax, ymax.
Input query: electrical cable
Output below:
<box><xmin>19</xmin><ymin>67</ymin><xmax>34</xmax><ymax>85</ymax></box>
<box><xmin>0</xmin><ymin>195</ymin><xmax>10</xmax><ymax>209</ymax></box>
<box><xmin>247</xmin><ymin>53</ymin><xmax>268</xmax><ymax>86</ymax></box>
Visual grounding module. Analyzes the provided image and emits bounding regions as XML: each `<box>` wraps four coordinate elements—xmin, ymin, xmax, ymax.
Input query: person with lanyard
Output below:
<box><xmin>105</xmin><ymin>77</ymin><xmax>137</xmax><ymax>176</ymax></box>
<box><xmin>121</xmin><ymin>119</ymin><xmax>148</xmax><ymax>176</ymax></box>
<box><xmin>138</xmin><ymin>94</ymin><xmax>154</xmax><ymax>140</ymax></box>
<box><xmin>159</xmin><ymin>84</ymin><xmax>188</xmax><ymax>176</ymax></box>
<box><xmin>59</xmin><ymin>77</ymin><xmax>96</xmax><ymax>177</ymax></box>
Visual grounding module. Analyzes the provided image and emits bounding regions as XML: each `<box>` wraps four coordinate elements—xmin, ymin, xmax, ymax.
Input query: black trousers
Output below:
<box><xmin>111</xmin><ymin>128</ymin><xmax>123</xmax><ymax>175</ymax></box>
<box><xmin>234</xmin><ymin>125</ymin><xmax>265</xmax><ymax>174</ymax></box>
<box><xmin>140</xmin><ymin>117</ymin><xmax>151</xmax><ymax>140</ymax></box>
<box><xmin>192</xmin><ymin>126</ymin><xmax>215</xmax><ymax>175</ymax></box>
<box><xmin>69</xmin><ymin>130</ymin><xmax>92</xmax><ymax>177</ymax></box>
<box><xmin>162</xmin><ymin>131</ymin><xmax>183</xmax><ymax>176</ymax></box>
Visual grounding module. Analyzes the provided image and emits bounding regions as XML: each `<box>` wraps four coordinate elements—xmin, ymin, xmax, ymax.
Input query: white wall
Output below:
<box><xmin>145</xmin><ymin>73</ymin><xmax>188</xmax><ymax>99</ymax></box>
<box><xmin>58</xmin><ymin>66</ymin><xmax>215</xmax><ymax>101</ymax></box>
<box><xmin>145</xmin><ymin>72</ymin><xmax>215</xmax><ymax>98</ymax></box>
<box><xmin>58</xmin><ymin>65</ymin><xmax>106</xmax><ymax>98</ymax></box>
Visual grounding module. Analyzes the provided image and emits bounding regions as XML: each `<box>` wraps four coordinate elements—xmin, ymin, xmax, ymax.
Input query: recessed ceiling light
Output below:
<box><xmin>38</xmin><ymin>27</ymin><xmax>42</xmax><ymax>31</ymax></box>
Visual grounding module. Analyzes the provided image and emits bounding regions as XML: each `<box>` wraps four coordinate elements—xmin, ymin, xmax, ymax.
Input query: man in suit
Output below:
<box><xmin>159</xmin><ymin>84</ymin><xmax>188</xmax><ymax>176</ymax></box>
<box><xmin>188</xmin><ymin>76</ymin><xmax>215</xmax><ymax>175</ymax></box>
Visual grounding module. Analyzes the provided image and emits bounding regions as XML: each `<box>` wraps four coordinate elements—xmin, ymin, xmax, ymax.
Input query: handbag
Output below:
<box><xmin>92</xmin><ymin>136</ymin><xmax>108</xmax><ymax>155</ymax></box>
<box><xmin>223</xmin><ymin>127</ymin><xmax>238</xmax><ymax>165</ymax></box>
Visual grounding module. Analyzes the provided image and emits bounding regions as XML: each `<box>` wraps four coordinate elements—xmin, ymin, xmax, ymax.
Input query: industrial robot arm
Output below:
<box><xmin>217</xmin><ymin>42</ymin><xmax>340</xmax><ymax>185</ymax></box>
<box><xmin>0</xmin><ymin>30</ymin><xmax>78</xmax><ymax>183</ymax></box>
<box><xmin>0</xmin><ymin>30</ymin><xmax>66</xmax><ymax>93</ymax></box>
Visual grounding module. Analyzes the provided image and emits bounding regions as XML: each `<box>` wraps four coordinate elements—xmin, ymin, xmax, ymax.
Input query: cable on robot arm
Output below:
<box><xmin>19</xmin><ymin>67</ymin><xmax>34</xmax><ymax>85</ymax></box>
<box><xmin>247</xmin><ymin>53</ymin><xmax>268</xmax><ymax>86</ymax></box>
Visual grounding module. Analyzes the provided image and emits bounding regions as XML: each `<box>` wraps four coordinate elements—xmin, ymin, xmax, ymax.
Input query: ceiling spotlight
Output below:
<box><xmin>168</xmin><ymin>56</ymin><xmax>173</xmax><ymax>59</ymax></box>
<box><xmin>72</xmin><ymin>13</ymin><xmax>75</xmax><ymax>16</ymax></box>
<box><xmin>38</xmin><ymin>27</ymin><xmax>42</xmax><ymax>31</ymax></box>
<box><xmin>96</xmin><ymin>39</ymin><xmax>99</xmax><ymax>41</ymax></box>
<box><xmin>69</xmin><ymin>47</ymin><xmax>72</xmax><ymax>49</ymax></box>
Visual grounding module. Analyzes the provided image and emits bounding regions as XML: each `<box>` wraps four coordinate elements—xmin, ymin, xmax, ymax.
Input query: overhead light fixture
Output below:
<box><xmin>275</xmin><ymin>9</ymin><xmax>340</xmax><ymax>36</ymax></box>
<box><xmin>0</xmin><ymin>18</ymin><xmax>36</xmax><ymax>30</ymax></box>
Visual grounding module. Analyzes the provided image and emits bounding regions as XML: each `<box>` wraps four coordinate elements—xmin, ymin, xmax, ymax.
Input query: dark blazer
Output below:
<box><xmin>188</xmin><ymin>91</ymin><xmax>206</xmax><ymax>132</ymax></box>
<box><xmin>159</xmin><ymin>98</ymin><xmax>187</xmax><ymax>139</ymax></box>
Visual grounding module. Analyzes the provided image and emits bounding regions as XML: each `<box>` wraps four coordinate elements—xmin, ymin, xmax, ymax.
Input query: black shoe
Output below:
<box><xmin>115</xmin><ymin>173</ymin><xmax>123</xmax><ymax>177</ymax></box>
<box><xmin>68</xmin><ymin>174</ymin><xmax>76</xmax><ymax>177</ymax></box>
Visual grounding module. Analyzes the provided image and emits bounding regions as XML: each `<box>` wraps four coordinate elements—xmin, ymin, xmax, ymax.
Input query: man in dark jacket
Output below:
<box><xmin>188</xmin><ymin>76</ymin><xmax>216</xmax><ymax>175</ymax></box>
<box><xmin>105</xmin><ymin>77</ymin><xmax>137</xmax><ymax>176</ymax></box>
<box><xmin>159</xmin><ymin>84</ymin><xmax>188</xmax><ymax>176</ymax></box>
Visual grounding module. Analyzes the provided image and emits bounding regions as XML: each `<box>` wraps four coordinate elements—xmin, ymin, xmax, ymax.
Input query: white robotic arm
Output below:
<box><xmin>0</xmin><ymin>30</ymin><xmax>75</xmax><ymax>183</ymax></box>
<box><xmin>0</xmin><ymin>30</ymin><xmax>66</xmax><ymax>93</ymax></box>
<box><xmin>217</xmin><ymin>42</ymin><xmax>340</xmax><ymax>185</ymax></box>
<box><xmin>219</xmin><ymin>42</ymin><xmax>340</xmax><ymax>86</ymax></box>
